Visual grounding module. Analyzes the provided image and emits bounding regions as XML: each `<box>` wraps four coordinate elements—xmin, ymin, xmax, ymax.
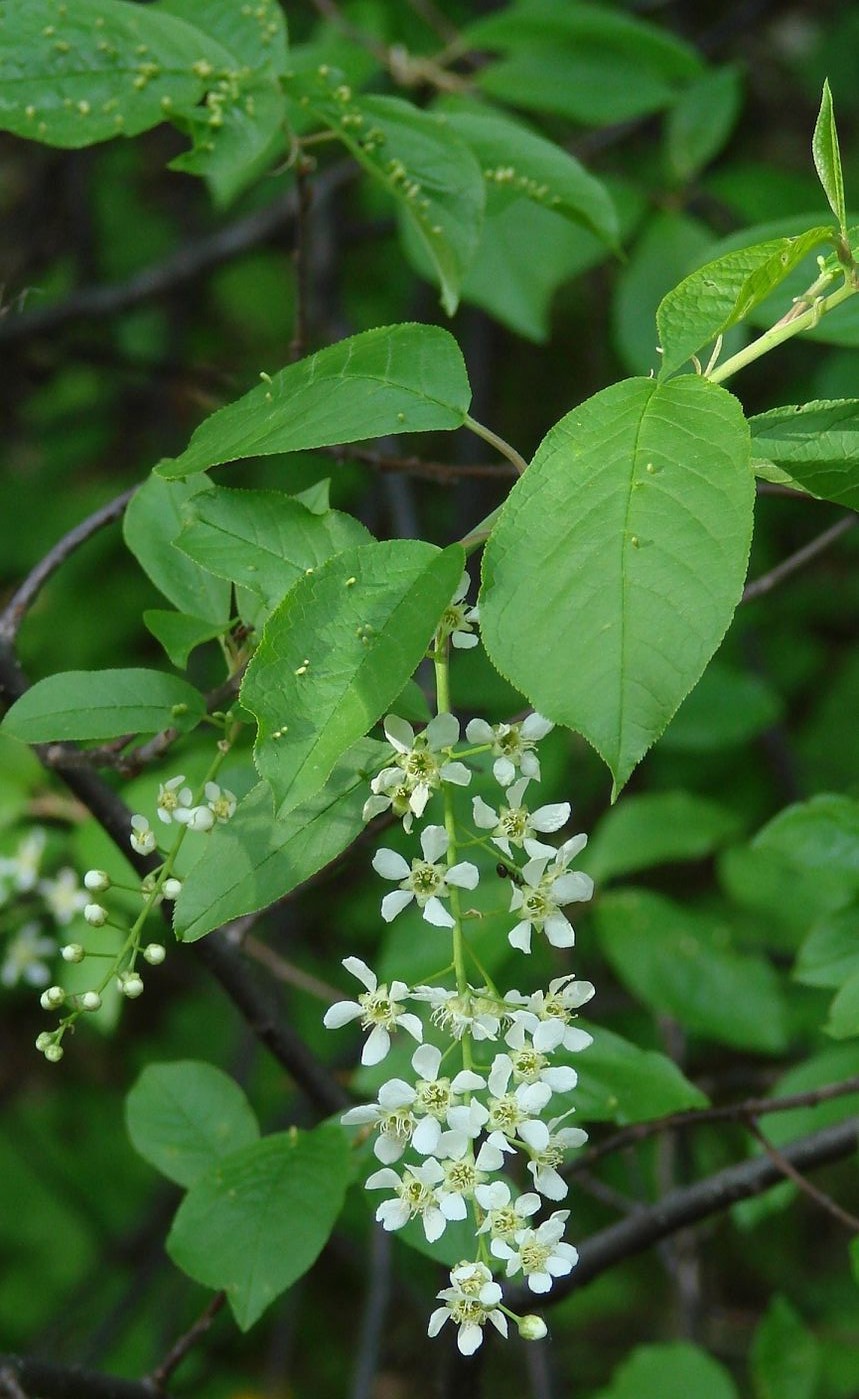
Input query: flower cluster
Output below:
<box><xmin>32</xmin><ymin>771</ymin><xmax>237</xmax><ymax>1063</ymax></box>
<box><xmin>0</xmin><ymin>828</ymin><xmax>88</xmax><ymax>991</ymax></box>
<box><xmin>324</xmin><ymin>577</ymin><xmax>595</xmax><ymax>1352</ymax></box>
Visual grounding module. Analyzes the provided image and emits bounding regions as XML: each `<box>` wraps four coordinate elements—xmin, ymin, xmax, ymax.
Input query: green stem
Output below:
<box><xmin>709</xmin><ymin>277</ymin><xmax>856</xmax><ymax>385</ymax></box>
<box><xmin>463</xmin><ymin>415</ymin><xmax>529</xmax><ymax>476</ymax></box>
<box><xmin>433</xmin><ymin>640</ymin><xmax>472</xmax><ymax>1072</ymax></box>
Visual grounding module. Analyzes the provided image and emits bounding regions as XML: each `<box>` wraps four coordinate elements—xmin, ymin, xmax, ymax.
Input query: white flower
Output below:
<box><xmin>0</xmin><ymin>828</ymin><xmax>47</xmax><ymax>893</ymax></box>
<box><xmin>428</xmin><ymin>1261</ymin><xmax>508</xmax><ymax>1355</ymax></box>
<box><xmin>363</xmin><ymin>713</ymin><xmax>471</xmax><ymax>830</ymax></box>
<box><xmin>490</xmin><ymin>1210</ymin><xmax>578</xmax><ymax>1293</ymax></box>
<box><xmin>493</xmin><ymin>1043</ymin><xmax>577</xmax><ymax>1096</ymax></box>
<box><xmin>486</xmin><ymin>1055</ymin><xmax>553</xmax><ymax>1142</ymax></box>
<box><xmin>366</xmin><ymin>1158</ymin><xmax>447</xmax><ymax>1241</ymax></box>
<box><xmin>173</xmin><ymin>803</ymin><xmax>215</xmax><ymax>832</ymax></box>
<box><xmin>465</xmin><ymin>713</ymin><xmax>553</xmax><ymax>787</ymax></box>
<box><xmin>156</xmin><ymin>775</ymin><xmax>192</xmax><ymax>825</ymax></box>
<box><xmin>475</xmin><ymin>1180</ymin><xmax>541</xmax><ymax>1240</ymax></box>
<box><xmin>205</xmin><ymin>782</ymin><xmax>236</xmax><ymax>822</ymax></box>
<box><xmin>372</xmin><ymin>825</ymin><xmax>478</xmax><ymax>929</ymax></box>
<box><xmin>437</xmin><ymin>573</ymin><xmax>480</xmax><ymax>650</ymax></box>
<box><xmin>341</xmin><ymin>1078</ymin><xmax>417</xmax><ymax>1163</ymax></box>
<box><xmin>322</xmin><ymin>956</ymin><xmax>422</xmax><ymax>1066</ymax></box>
<box><xmin>1</xmin><ymin>921</ymin><xmax>55</xmax><ymax>988</ymax></box>
<box><xmin>505</xmin><ymin>974</ymin><xmax>595</xmax><ymax>1054</ymax></box>
<box><xmin>410</xmin><ymin>1043</ymin><xmax>485</xmax><ymax>1155</ymax></box>
<box><xmin>38</xmin><ymin>869</ymin><xmax>88</xmax><ymax>926</ymax></box>
<box><xmin>507</xmin><ymin>835</ymin><xmax>593</xmax><ymax>954</ymax></box>
<box><xmin>472</xmin><ymin>776</ymin><xmax>570</xmax><ymax>859</ymax></box>
<box><xmin>519</xmin><ymin>1115</ymin><xmax>589</xmax><ymax>1200</ymax></box>
<box><xmin>130</xmin><ymin>814</ymin><xmax>156</xmax><ymax>856</ymax></box>
<box><xmin>410</xmin><ymin>984</ymin><xmax>501</xmax><ymax>1042</ymax></box>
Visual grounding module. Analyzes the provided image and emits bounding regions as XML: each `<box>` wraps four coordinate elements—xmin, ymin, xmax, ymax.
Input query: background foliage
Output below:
<box><xmin>1</xmin><ymin>1</ymin><xmax>858</xmax><ymax>1397</ymax></box>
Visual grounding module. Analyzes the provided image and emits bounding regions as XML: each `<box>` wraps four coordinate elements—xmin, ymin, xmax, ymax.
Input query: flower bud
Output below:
<box><xmin>143</xmin><ymin>943</ymin><xmax>166</xmax><ymax>965</ymax></box>
<box><xmin>162</xmin><ymin>877</ymin><xmax>182</xmax><ymax>900</ymax></box>
<box><xmin>84</xmin><ymin>903</ymin><xmax>107</xmax><ymax>927</ymax></box>
<box><xmin>518</xmin><ymin>1315</ymin><xmax>548</xmax><ymax>1341</ymax></box>
<box><xmin>117</xmin><ymin>970</ymin><xmax>144</xmax><ymax>999</ymax></box>
<box><xmin>80</xmin><ymin>991</ymin><xmax>102</xmax><ymax>1012</ymax></box>
<box><xmin>40</xmin><ymin>985</ymin><xmax>65</xmax><ymax>1010</ymax></box>
<box><xmin>130</xmin><ymin>814</ymin><xmax>156</xmax><ymax>855</ymax></box>
<box><xmin>84</xmin><ymin>869</ymin><xmax>111</xmax><ymax>892</ymax></box>
<box><xmin>35</xmin><ymin>1031</ymin><xmax>54</xmax><ymax>1052</ymax></box>
<box><xmin>44</xmin><ymin>1043</ymin><xmax>64</xmax><ymax>1063</ymax></box>
<box><xmin>61</xmin><ymin>943</ymin><xmax>85</xmax><ymax>963</ymax></box>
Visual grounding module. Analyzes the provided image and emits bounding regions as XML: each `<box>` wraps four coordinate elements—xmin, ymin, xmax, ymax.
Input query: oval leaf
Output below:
<box><xmin>750</xmin><ymin>399</ymin><xmax>859</xmax><ymax>509</ymax></box>
<box><xmin>123</xmin><ymin>475</ymin><xmax>231</xmax><ymax>624</ymax></box>
<box><xmin>125</xmin><ymin>1060</ymin><xmax>259</xmax><ymax>1188</ymax></box>
<box><xmin>157</xmin><ymin>324</ymin><xmax>472</xmax><ymax>479</ymax></box>
<box><xmin>174</xmin><ymin>739</ymin><xmax>385</xmax><ymax>942</ymax></box>
<box><xmin>166</xmin><ymin>1124</ymin><xmax>349</xmax><ymax>1331</ymax></box>
<box><xmin>242</xmin><ymin>541</ymin><xmax>464</xmax><ymax>814</ymax></box>
<box><xmin>480</xmin><ymin>375</ymin><xmax>754</xmax><ymax>795</ymax></box>
<box><xmin>1</xmin><ymin>668</ymin><xmax>206</xmax><ymax>742</ymax></box>
<box><xmin>813</xmin><ymin>80</ymin><xmax>847</xmax><ymax>235</ymax></box>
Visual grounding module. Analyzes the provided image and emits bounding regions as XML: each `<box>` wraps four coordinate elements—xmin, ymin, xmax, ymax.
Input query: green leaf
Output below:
<box><xmin>242</xmin><ymin>541</ymin><xmax>464</xmax><ymax>815</ymax></box>
<box><xmin>794</xmin><ymin>903</ymin><xmax>859</xmax><ymax>988</ymax></box>
<box><xmin>657</xmin><ymin>227</ymin><xmax>835</xmax><ymax>378</ymax></box>
<box><xmin>167</xmin><ymin>72</ymin><xmax>286</xmax><ymax>207</ymax></box>
<box><xmin>584</xmin><ymin>791</ymin><xmax>741</xmax><ymax>883</ymax></box>
<box><xmin>174</xmin><ymin>739</ymin><xmax>385</xmax><ymax>942</ymax></box>
<box><xmin>157</xmin><ymin>0</ymin><xmax>288</xmax><ymax>73</ymax></box>
<box><xmin>614</xmin><ymin>210</ymin><xmax>715</xmax><ymax>375</ymax></box>
<box><xmin>813</xmin><ymin>80</ymin><xmax>847</xmax><ymax>235</ymax></box>
<box><xmin>480</xmin><ymin>375</ymin><xmax>754</xmax><ymax>795</ymax></box>
<box><xmin>125</xmin><ymin>1061</ymin><xmax>259</xmax><ymax>1188</ymax></box>
<box><xmin>284</xmin><ymin>74</ymin><xmax>484</xmax><ymax>314</ymax></box>
<box><xmin>596</xmin><ymin>889</ymin><xmax>789</xmax><ymax>1052</ymax></box>
<box><xmin>753</xmin><ymin>795</ymin><xmax>859</xmax><ymax>891</ymax></box>
<box><xmin>157</xmin><ymin>324</ymin><xmax>472</xmax><ymax>479</ymax></box>
<box><xmin>751</xmin><ymin>1297</ymin><xmax>820</xmax><ymax>1399</ymax></box>
<box><xmin>167</xmin><ymin>1124</ymin><xmax>349</xmax><ymax>1331</ymax></box>
<box><xmin>660</xmin><ymin>661</ymin><xmax>783</xmax><ymax>751</ymax></box>
<box><xmin>0</xmin><ymin>668</ymin><xmax>205</xmax><ymax>743</ymax></box>
<box><xmin>123</xmin><ymin>475</ymin><xmax>231</xmax><ymax>623</ymax></box>
<box><xmin>572</xmin><ymin>1023</ymin><xmax>708</xmax><ymax>1124</ymax></box>
<box><xmin>443</xmin><ymin>108</ymin><xmax>618</xmax><ymax>247</ymax></box>
<box><xmin>0</xmin><ymin>0</ymin><xmax>233</xmax><ymax>147</ymax></box>
<box><xmin>824</xmin><ymin>969</ymin><xmax>859</xmax><ymax>1039</ymax></box>
<box><xmin>465</xmin><ymin>1</ymin><xmax>701</xmax><ymax>127</ymax></box>
<box><xmin>175</xmin><ymin>486</ymin><xmax>373</xmax><ymax>611</ymax></box>
<box><xmin>144</xmin><ymin>610</ymin><xmax>227</xmax><ymax>669</ymax></box>
<box><xmin>595</xmin><ymin>1342</ymin><xmax>738</xmax><ymax>1399</ymax></box>
<box><xmin>750</xmin><ymin>400</ymin><xmax>859</xmax><ymax>509</ymax></box>
<box><xmin>665</xmin><ymin>64</ymin><xmax>743</xmax><ymax>182</ymax></box>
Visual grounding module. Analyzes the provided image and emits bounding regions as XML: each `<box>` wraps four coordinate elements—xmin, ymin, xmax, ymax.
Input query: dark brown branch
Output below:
<box><xmin>746</xmin><ymin>1120</ymin><xmax>859</xmax><ymax>1233</ymax></box>
<box><xmin>327</xmin><ymin>445</ymin><xmax>515</xmax><ymax>483</ymax></box>
<box><xmin>508</xmin><ymin>1117</ymin><xmax>859</xmax><ymax>1311</ymax></box>
<box><xmin>289</xmin><ymin>161</ymin><xmax>314</xmax><ymax>363</ymax></box>
<box><xmin>742</xmin><ymin>516</ymin><xmax>856</xmax><ymax>603</ymax></box>
<box><xmin>0</xmin><ymin>1358</ymin><xmax>156</xmax><ymax>1399</ymax></box>
<box><xmin>148</xmin><ymin>1291</ymin><xmax>226</xmax><ymax>1393</ymax></box>
<box><xmin>0</xmin><ymin>165</ymin><xmax>354</xmax><ymax>344</ymax></box>
<box><xmin>0</xmin><ymin>487</ymin><xmax>136</xmax><ymax>643</ymax></box>
<box><xmin>573</xmin><ymin>1074</ymin><xmax>859</xmax><ymax>1172</ymax></box>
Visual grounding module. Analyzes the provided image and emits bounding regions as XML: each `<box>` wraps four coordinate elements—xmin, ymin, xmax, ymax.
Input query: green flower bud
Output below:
<box><xmin>518</xmin><ymin>1315</ymin><xmax>548</xmax><ymax>1341</ymax></box>
<box><xmin>61</xmin><ymin>943</ymin><xmax>85</xmax><ymax>963</ymax></box>
<box><xmin>143</xmin><ymin>943</ymin><xmax>166</xmax><ymax>965</ymax></box>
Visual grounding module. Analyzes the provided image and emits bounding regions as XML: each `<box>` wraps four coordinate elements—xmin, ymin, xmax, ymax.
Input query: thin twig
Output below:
<box><xmin>742</xmin><ymin>516</ymin><xmax>856</xmax><ymax>603</ymax></box>
<box><xmin>746</xmin><ymin>1120</ymin><xmax>859</xmax><ymax>1233</ymax></box>
<box><xmin>0</xmin><ymin>1368</ymin><xmax>29</xmax><ymax>1399</ymax></box>
<box><xmin>0</xmin><ymin>165</ymin><xmax>354</xmax><ymax>344</ymax></box>
<box><xmin>289</xmin><ymin>162</ymin><xmax>314</xmax><ymax>363</ymax></box>
<box><xmin>349</xmin><ymin>1227</ymin><xmax>393</xmax><ymax>1399</ymax></box>
<box><xmin>572</xmin><ymin>1074</ymin><xmax>859</xmax><ymax>1172</ymax></box>
<box><xmin>0</xmin><ymin>487</ymin><xmax>135</xmax><ymax>643</ymax></box>
<box><xmin>242</xmin><ymin>933</ymin><xmax>342</xmax><ymax>1003</ymax></box>
<box><xmin>149</xmin><ymin>1291</ymin><xmax>227</xmax><ymax>1392</ymax></box>
<box><xmin>0</xmin><ymin>1358</ymin><xmax>155</xmax><ymax>1399</ymax></box>
<box><xmin>508</xmin><ymin>1117</ymin><xmax>859</xmax><ymax>1311</ymax></box>
<box><xmin>327</xmin><ymin>445</ymin><xmax>516</xmax><ymax>483</ymax></box>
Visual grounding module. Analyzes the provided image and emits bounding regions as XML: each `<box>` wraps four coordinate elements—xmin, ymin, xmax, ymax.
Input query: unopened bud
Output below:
<box><xmin>80</xmin><ymin>991</ymin><xmax>102</xmax><ymax>1012</ymax></box>
<box><xmin>143</xmin><ymin>943</ymin><xmax>166</xmax><ymax>965</ymax></box>
<box><xmin>518</xmin><ymin>1315</ymin><xmax>548</xmax><ymax>1341</ymax></box>
<box><xmin>61</xmin><ymin>943</ymin><xmax>85</xmax><ymax>963</ymax></box>
<box><xmin>35</xmin><ymin>1031</ymin><xmax>54</xmax><ymax>1052</ymax></box>
<box><xmin>162</xmin><ymin>877</ymin><xmax>182</xmax><ymax>900</ymax></box>
<box><xmin>40</xmin><ymin>985</ymin><xmax>65</xmax><ymax>1010</ymax></box>
<box><xmin>44</xmin><ymin>1043</ymin><xmax>64</xmax><ymax>1063</ymax></box>
<box><xmin>84</xmin><ymin>903</ymin><xmax>107</xmax><ymax>927</ymax></box>
<box><xmin>84</xmin><ymin>869</ymin><xmax>111</xmax><ymax>892</ymax></box>
<box><xmin>117</xmin><ymin>970</ymin><xmax>144</xmax><ymax>999</ymax></box>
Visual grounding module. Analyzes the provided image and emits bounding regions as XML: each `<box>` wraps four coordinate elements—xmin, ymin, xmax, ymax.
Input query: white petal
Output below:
<box><xmin>372</xmin><ymin>848</ymin><xmax>411</xmax><ymax>881</ymax></box>
<box><xmin>427</xmin><ymin>712</ymin><xmax>460</xmax><ymax>749</ymax></box>
<box><xmin>409</xmin><ymin>783</ymin><xmax>431</xmax><ymax>818</ymax></box>
<box><xmin>557</xmin><ymin>832</ymin><xmax>588</xmax><ymax>863</ymax></box>
<box><xmin>363</xmin><ymin>795</ymin><xmax>390</xmax><ymax>822</ymax></box>
<box><xmin>522</xmin><ymin>713</ymin><xmax>553</xmax><ymax>740</ymax></box>
<box><xmin>518</xmin><ymin>1119</ymin><xmax>550</xmax><ymax>1151</ymax></box>
<box><xmin>424</xmin><ymin>1208</ymin><xmax>447</xmax><ymax>1243</ymax></box>
<box><xmin>493</xmin><ymin>756</ymin><xmax>516</xmax><ymax>787</ymax></box>
<box><xmin>551</xmin><ymin>871</ymin><xmax>593</xmax><ymax>904</ymax></box>
<box><xmin>544</xmin><ymin>911</ymin><xmax>575</xmax><ymax>948</ymax></box>
<box><xmin>412</xmin><ymin>1116</ymin><xmax>442</xmax><ymax>1155</ymax></box>
<box><xmin>365</xmin><ymin>1167</ymin><xmax>400</xmax><ymax>1190</ymax></box>
<box><xmin>420</xmin><ymin>824</ymin><xmax>448</xmax><ymax>864</ymax></box>
<box><xmin>490</xmin><ymin>1238</ymin><xmax>515</xmax><ymax>1262</ymax></box>
<box><xmin>451</xmin><ymin>631</ymin><xmax>478</xmax><ymax>649</ymax></box>
<box><xmin>423</xmin><ymin>897</ymin><xmax>455</xmax><ymax>928</ymax></box>
<box><xmin>533</xmin><ymin>1020</ymin><xmax>567</xmax><ymax>1053</ymax></box>
<box><xmin>447</xmin><ymin>860</ymin><xmax>479</xmax><ymax>890</ymax></box>
<box><xmin>487</xmin><ymin>1310</ymin><xmax>508</xmax><ymax>1338</ymax></box>
<box><xmin>563</xmin><ymin>1027</ymin><xmax>594</xmax><ymax>1052</ymax></box>
<box><xmin>528</xmin><ymin>1273</ymin><xmax>553</xmax><ymax>1294</ymax></box>
<box><xmin>519</xmin><ymin>1081</ymin><xmax>552</xmax><ymax>1114</ymax></box>
<box><xmin>516</xmin><ymin>1192</ymin><xmax>542</xmax><ymax>1218</ymax></box>
<box><xmin>488</xmin><ymin>1053</ymin><xmax>513</xmax><ymax>1097</ymax></box>
<box><xmin>508</xmin><ymin>921</ymin><xmax>532</xmax><ymax>953</ymax></box>
<box><xmin>428</xmin><ymin>1307</ymin><xmax>450</xmax><ymax>1339</ymax></box>
<box><xmin>531</xmin><ymin>802</ymin><xmax>571</xmax><ymax>833</ymax></box>
<box><xmin>323</xmin><ymin>999</ymin><xmax>363</xmax><ymax>1029</ymax></box>
<box><xmin>544</xmin><ymin>1066</ymin><xmax>577</xmax><ymax>1093</ymax></box>
<box><xmin>383</xmin><ymin>714</ymin><xmax>415</xmax><ymax>753</ymax></box>
<box><xmin>476</xmin><ymin>1181</ymin><xmax>510</xmax><ymax>1210</ymax></box>
<box><xmin>341</xmin><ymin>1105</ymin><xmax>379</xmax><ymax>1125</ymax></box>
<box><xmin>465</xmin><ymin>718</ymin><xmax>494</xmax><ymax>743</ymax></box>
<box><xmin>362</xmin><ymin>1025</ymin><xmax>391</xmax><ymax>1066</ymax></box>
<box><xmin>342</xmin><ymin>956</ymin><xmax>376</xmax><ymax>991</ymax></box>
<box><xmin>412</xmin><ymin>1042</ymin><xmax>442</xmax><ymax>1080</ymax></box>
<box><xmin>440</xmin><ymin>760</ymin><xmax>471</xmax><ymax>786</ymax></box>
<box><xmin>378</xmin><ymin>1079</ymin><xmax>416</xmax><ymax>1109</ymax></box>
<box><xmin>450</xmin><ymin>1069</ymin><xmax>484</xmax><ymax>1093</ymax></box>
<box><xmin>533</xmin><ymin>1165</ymin><xmax>568</xmax><ymax>1201</ymax></box>
<box><xmin>375</xmin><ymin>1135</ymin><xmax>407</xmax><ymax>1164</ymax></box>
<box><xmin>472</xmin><ymin>796</ymin><xmax>497</xmax><ymax>828</ymax></box>
<box><xmin>457</xmin><ymin>1322</ymin><xmax>483</xmax><ymax>1356</ymax></box>
<box><xmin>439</xmin><ymin>1193</ymin><xmax>467</xmax><ymax>1221</ymax></box>
<box><xmin>377</xmin><ymin>1199</ymin><xmax>411</xmax><ymax>1231</ymax></box>
<box><xmin>381</xmin><ymin>889</ymin><xmax>413</xmax><ymax>922</ymax></box>
<box><xmin>396</xmin><ymin>1013</ymin><xmax>424</xmax><ymax>1043</ymax></box>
